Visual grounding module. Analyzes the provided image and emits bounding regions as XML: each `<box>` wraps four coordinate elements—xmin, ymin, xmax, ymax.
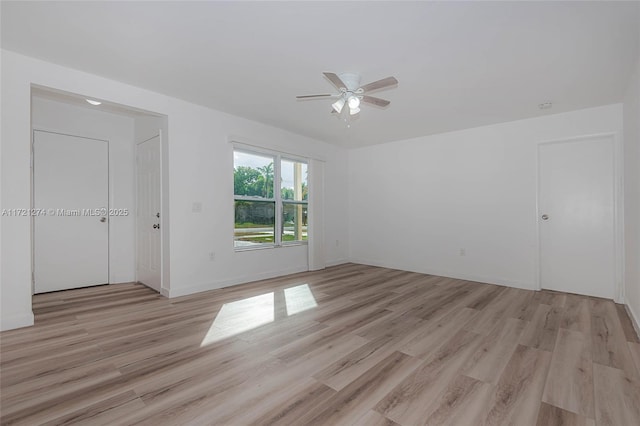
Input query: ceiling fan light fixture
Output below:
<box><xmin>332</xmin><ymin>98</ymin><xmax>345</xmax><ymax>113</ymax></box>
<box><xmin>347</xmin><ymin>95</ymin><xmax>360</xmax><ymax>109</ymax></box>
<box><xmin>297</xmin><ymin>72</ymin><xmax>397</xmax><ymax>119</ymax></box>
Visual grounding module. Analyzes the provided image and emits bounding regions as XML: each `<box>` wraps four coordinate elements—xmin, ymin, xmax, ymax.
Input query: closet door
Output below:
<box><xmin>33</xmin><ymin>130</ymin><xmax>109</xmax><ymax>293</ymax></box>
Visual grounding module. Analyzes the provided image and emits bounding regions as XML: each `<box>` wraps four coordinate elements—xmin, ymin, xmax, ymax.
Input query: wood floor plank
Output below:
<box><xmin>312</xmin><ymin>336</ymin><xmax>399</xmax><ymax>391</ymax></box>
<box><xmin>0</xmin><ymin>344</ymin><xmax>107</xmax><ymax>388</ymax></box>
<box><xmin>374</xmin><ymin>330</ymin><xmax>484</xmax><ymax>425</ymax></box>
<box><xmin>593</xmin><ymin>362</ymin><xmax>640</xmax><ymax>426</ymax></box>
<box><xmin>535</xmin><ymin>402</ymin><xmax>596</xmax><ymax>426</ymax></box>
<box><xmin>465</xmin><ymin>287</ymin><xmax>530</xmax><ymax>336</ymax></box>
<box><xmin>519</xmin><ymin>303</ymin><xmax>563</xmax><ymax>352</ymax></box>
<box><xmin>465</xmin><ymin>284</ymin><xmax>506</xmax><ymax>311</ymax></box>
<box><xmin>378</xmin><ymin>282</ymin><xmax>442</xmax><ymax>313</ymax></box>
<box><xmin>534</xmin><ymin>290</ymin><xmax>567</xmax><ymax>307</ymax></box>
<box><xmin>232</xmin><ymin>379</ymin><xmax>337</xmax><ymax>426</ymax></box>
<box><xmin>40</xmin><ymin>390</ymin><xmax>146</xmax><ymax>426</ymax></box>
<box><xmin>0</xmin><ymin>361</ymin><xmax>121</xmax><ymax>405</ymax></box>
<box><xmin>2</xmin><ymin>263</ymin><xmax>638</xmax><ymax>425</ymax></box>
<box><xmin>590</xmin><ymin>298</ymin><xmax>637</xmax><ymax>375</ymax></box>
<box><xmin>629</xmin><ymin>341</ymin><xmax>640</xmax><ymax>373</ymax></box>
<box><xmin>481</xmin><ymin>344</ymin><xmax>552</xmax><ymax>426</ymax></box>
<box><xmin>561</xmin><ymin>294</ymin><xmax>592</xmax><ymax>334</ymax></box>
<box><xmin>122</xmin><ymin>360</ymin><xmax>296</xmax><ymax>425</ymax></box>
<box><xmin>277</xmin><ymin>331</ymin><xmax>370</xmax><ymax>377</ymax></box>
<box><xmin>304</xmin><ymin>350</ymin><xmax>422</xmax><ymax>425</ymax></box>
<box><xmin>508</xmin><ymin>290</ymin><xmax>539</xmax><ymax>322</ymax></box>
<box><xmin>352</xmin><ymin>410</ymin><xmax>400</xmax><ymax>426</ymax></box>
<box><xmin>423</xmin><ymin>374</ymin><xmax>494</xmax><ymax>426</ymax></box>
<box><xmin>462</xmin><ymin>317</ymin><xmax>527</xmax><ymax>384</ymax></box>
<box><xmin>399</xmin><ymin>307</ymin><xmax>479</xmax><ymax>359</ymax></box>
<box><xmin>353</xmin><ymin>310</ymin><xmax>424</xmax><ymax>342</ymax></box>
<box><xmin>404</xmin><ymin>282</ymin><xmax>482</xmax><ymax>322</ymax></box>
<box><xmin>270</xmin><ymin>322</ymin><xmax>369</xmax><ymax>366</ymax></box>
<box><xmin>541</xmin><ymin>328</ymin><xmax>594</xmax><ymax>419</ymax></box>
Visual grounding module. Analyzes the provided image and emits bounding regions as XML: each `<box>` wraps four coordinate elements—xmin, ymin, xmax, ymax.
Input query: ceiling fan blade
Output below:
<box><xmin>360</xmin><ymin>76</ymin><xmax>398</xmax><ymax>93</ymax></box>
<box><xmin>361</xmin><ymin>95</ymin><xmax>391</xmax><ymax>107</ymax></box>
<box><xmin>323</xmin><ymin>72</ymin><xmax>347</xmax><ymax>90</ymax></box>
<box><xmin>296</xmin><ymin>94</ymin><xmax>334</xmax><ymax>99</ymax></box>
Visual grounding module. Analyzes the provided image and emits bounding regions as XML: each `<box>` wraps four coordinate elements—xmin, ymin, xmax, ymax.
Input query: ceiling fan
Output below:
<box><xmin>297</xmin><ymin>72</ymin><xmax>398</xmax><ymax>116</ymax></box>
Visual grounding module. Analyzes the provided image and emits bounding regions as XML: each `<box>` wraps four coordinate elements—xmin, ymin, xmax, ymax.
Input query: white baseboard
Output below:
<box><xmin>1</xmin><ymin>311</ymin><xmax>35</xmax><ymax>331</ymax></box>
<box><xmin>348</xmin><ymin>258</ymin><xmax>536</xmax><ymax>291</ymax></box>
<box><xmin>168</xmin><ymin>266</ymin><xmax>309</xmax><ymax>298</ymax></box>
<box><xmin>325</xmin><ymin>258</ymin><xmax>349</xmax><ymax>267</ymax></box>
<box><xmin>625</xmin><ymin>303</ymin><xmax>640</xmax><ymax>340</ymax></box>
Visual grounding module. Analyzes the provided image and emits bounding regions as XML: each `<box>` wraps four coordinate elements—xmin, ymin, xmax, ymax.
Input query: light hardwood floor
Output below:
<box><xmin>1</xmin><ymin>264</ymin><xmax>639</xmax><ymax>425</ymax></box>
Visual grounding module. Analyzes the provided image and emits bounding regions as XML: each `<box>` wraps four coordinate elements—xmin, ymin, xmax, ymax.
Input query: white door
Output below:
<box><xmin>538</xmin><ymin>135</ymin><xmax>615</xmax><ymax>299</ymax></box>
<box><xmin>136</xmin><ymin>135</ymin><xmax>162</xmax><ymax>291</ymax></box>
<box><xmin>33</xmin><ymin>130</ymin><xmax>109</xmax><ymax>293</ymax></box>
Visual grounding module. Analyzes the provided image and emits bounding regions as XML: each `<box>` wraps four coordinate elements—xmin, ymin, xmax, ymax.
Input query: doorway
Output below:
<box><xmin>30</xmin><ymin>87</ymin><xmax>167</xmax><ymax>296</ymax></box>
<box><xmin>537</xmin><ymin>134</ymin><xmax>618</xmax><ymax>299</ymax></box>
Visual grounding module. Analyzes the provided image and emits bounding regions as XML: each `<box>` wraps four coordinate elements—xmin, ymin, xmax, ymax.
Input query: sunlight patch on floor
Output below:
<box><xmin>284</xmin><ymin>284</ymin><xmax>317</xmax><ymax>315</ymax></box>
<box><xmin>200</xmin><ymin>284</ymin><xmax>318</xmax><ymax>347</ymax></box>
<box><xmin>200</xmin><ymin>292</ymin><xmax>274</xmax><ymax>346</ymax></box>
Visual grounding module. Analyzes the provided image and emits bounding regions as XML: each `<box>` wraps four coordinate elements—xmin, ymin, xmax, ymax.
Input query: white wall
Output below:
<box><xmin>135</xmin><ymin>115</ymin><xmax>164</xmax><ymax>144</ymax></box>
<box><xmin>623</xmin><ymin>57</ymin><xmax>640</xmax><ymax>327</ymax></box>
<box><xmin>1</xmin><ymin>50</ymin><xmax>349</xmax><ymax>330</ymax></box>
<box><xmin>32</xmin><ymin>97</ymin><xmax>136</xmax><ymax>284</ymax></box>
<box><xmin>6</xmin><ymin>48</ymin><xmax>633</xmax><ymax>333</ymax></box>
<box><xmin>349</xmin><ymin>104</ymin><xmax>623</xmax><ymax>292</ymax></box>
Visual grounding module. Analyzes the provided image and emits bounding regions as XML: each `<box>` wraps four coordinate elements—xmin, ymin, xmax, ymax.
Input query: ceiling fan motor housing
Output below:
<box><xmin>338</xmin><ymin>73</ymin><xmax>361</xmax><ymax>91</ymax></box>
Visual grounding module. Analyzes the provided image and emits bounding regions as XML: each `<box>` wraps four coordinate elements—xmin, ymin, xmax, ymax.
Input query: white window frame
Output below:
<box><xmin>233</xmin><ymin>147</ymin><xmax>308</xmax><ymax>251</ymax></box>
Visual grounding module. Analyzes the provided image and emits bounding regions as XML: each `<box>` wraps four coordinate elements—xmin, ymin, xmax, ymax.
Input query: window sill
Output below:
<box><xmin>234</xmin><ymin>242</ymin><xmax>308</xmax><ymax>252</ymax></box>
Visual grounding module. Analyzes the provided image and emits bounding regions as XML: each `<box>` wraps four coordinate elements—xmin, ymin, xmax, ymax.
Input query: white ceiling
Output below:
<box><xmin>2</xmin><ymin>1</ymin><xmax>638</xmax><ymax>148</ymax></box>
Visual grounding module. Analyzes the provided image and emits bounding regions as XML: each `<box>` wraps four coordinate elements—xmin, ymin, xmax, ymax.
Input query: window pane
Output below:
<box><xmin>282</xmin><ymin>202</ymin><xmax>308</xmax><ymax>242</ymax></box>
<box><xmin>234</xmin><ymin>151</ymin><xmax>275</xmax><ymax>198</ymax></box>
<box><xmin>234</xmin><ymin>200</ymin><xmax>275</xmax><ymax>247</ymax></box>
<box><xmin>281</xmin><ymin>160</ymin><xmax>308</xmax><ymax>201</ymax></box>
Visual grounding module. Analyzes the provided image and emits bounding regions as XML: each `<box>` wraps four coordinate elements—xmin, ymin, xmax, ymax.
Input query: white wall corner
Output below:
<box><xmin>625</xmin><ymin>303</ymin><xmax>640</xmax><ymax>341</ymax></box>
<box><xmin>325</xmin><ymin>258</ymin><xmax>350</xmax><ymax>267</ymax></box>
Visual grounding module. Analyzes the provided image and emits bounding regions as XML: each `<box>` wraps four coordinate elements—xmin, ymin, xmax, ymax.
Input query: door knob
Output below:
<box><xmin>541</xmin><ymin>214</ymin><xmax>549</xmax><ymax>220</ymax></box>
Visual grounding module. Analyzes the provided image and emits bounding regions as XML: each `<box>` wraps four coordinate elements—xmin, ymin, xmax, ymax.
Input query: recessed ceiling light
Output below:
<box><xmin>538</xmin><ymin>102</ymin><xmax>553</xmax><ymax>110</ymax></box>
<box><xmin>86</xmin><ymin>99</ymin><xmax>102</xmax><ymax>106</ymax></box>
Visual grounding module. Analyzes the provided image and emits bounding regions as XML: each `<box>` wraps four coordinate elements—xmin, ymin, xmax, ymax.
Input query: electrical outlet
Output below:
<box><xmin>209</xmin><ymin>252</ymin><xmax>215</xmax><ymax>261</ymax></box>
<box><xmin>459</xmin><ymin>248</ymin><xmax>466</xmax><ymax>256</ymax></box>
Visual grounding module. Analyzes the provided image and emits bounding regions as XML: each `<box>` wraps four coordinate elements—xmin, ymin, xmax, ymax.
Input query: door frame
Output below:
<box><xmin>31</xmin><ymin>128</ymin><xmax>111</xmax><ymax>294</ymax></box>
<box><xmin>535</xmin><ymin>132</ymin><xmax>624</xmax><ymax>303</ymax></box>
<box><xmin>135</xmin><ymin>130</ymin><xmax>164</xmax><ymax>294</ymax></box>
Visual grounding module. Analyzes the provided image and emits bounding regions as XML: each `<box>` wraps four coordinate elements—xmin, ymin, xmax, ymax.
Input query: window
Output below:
<box><xmin>234</xmin><ymin>148</ymin><xmax>308</xmax><ymax>249</ymax></box>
